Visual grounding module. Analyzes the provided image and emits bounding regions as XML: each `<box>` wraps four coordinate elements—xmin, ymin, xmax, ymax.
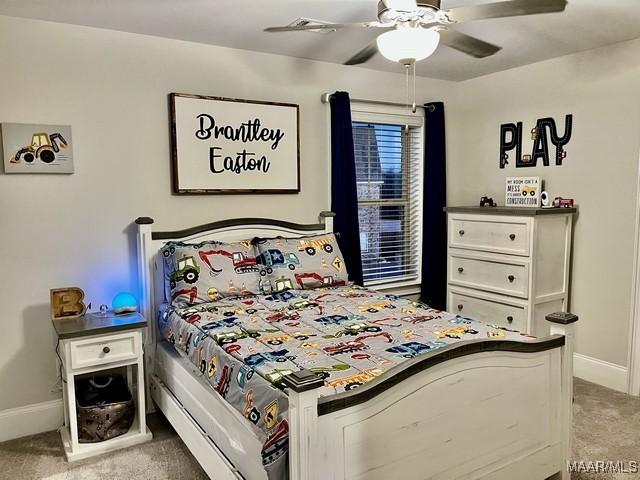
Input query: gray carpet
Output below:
<box><xmin>572</xmin><ymin>379</ymin><xmax>640</xmax><ymax>480</ymax></box>
<box><xmin>0</xmin><ymin>413</ymin><xmax>208</xmax><ymax>480</ymax></box>
<box><xmin>0</xmin><ymin>378</ymin><xmax>638</xmax><ymax>479</ymax></box>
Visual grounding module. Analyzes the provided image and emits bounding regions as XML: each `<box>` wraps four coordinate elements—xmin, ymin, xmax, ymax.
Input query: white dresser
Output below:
<box><xmin>445</xmin><ymin>206</ymin><xmax>575</xmax><ymax>337</ymax></box>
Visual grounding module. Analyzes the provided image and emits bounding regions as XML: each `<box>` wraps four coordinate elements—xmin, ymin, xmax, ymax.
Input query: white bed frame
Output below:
<box><xmin>135</xmin><ymin>211</ymin><xmax>575</xmax><ymax>480</ymax></box>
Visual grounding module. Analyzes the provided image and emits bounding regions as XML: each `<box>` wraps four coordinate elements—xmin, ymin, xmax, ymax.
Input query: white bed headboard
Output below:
<box><xmin>134</xmin><ymin>211</ymin><xmax>334</xmax><ymax>364</ymax></box>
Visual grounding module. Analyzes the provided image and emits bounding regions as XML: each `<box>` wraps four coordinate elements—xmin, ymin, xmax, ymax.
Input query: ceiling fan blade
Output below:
<box><xmin>344</xmin><ymin>41</ymin><xmax>379</xmax><ymax>65</ymax></box>
<box><xmin>439</xmin><ymin>30</ymin><xmax>502</xmax><ymax>58</ymax></box>
<box><xmin>446</xmin><ymin>0</ymin><xmax>567</xmax><ymax>23</ymax></box>
<box><xmin>265</xmin><ymin>22</ymin><xmax>380</xmax><ymax>33</ymax></box>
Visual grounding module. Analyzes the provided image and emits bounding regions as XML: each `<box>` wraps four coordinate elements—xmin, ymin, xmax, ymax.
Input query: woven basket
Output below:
<box><xmin>75</xmin><ymin>374</ymin><xmax>134</xmax><ymax>443</ymax></box>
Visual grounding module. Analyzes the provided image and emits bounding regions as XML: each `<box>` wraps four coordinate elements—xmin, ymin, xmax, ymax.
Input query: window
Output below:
<box><xmin>352</xmin><ymin>107</ymin><xmax>423</xmax><ymax>288</ymax></box>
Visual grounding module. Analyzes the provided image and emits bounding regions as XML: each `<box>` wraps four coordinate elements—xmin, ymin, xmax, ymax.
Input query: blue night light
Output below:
<box><xmin>112</xmin><ymin>292</ymin><xmax>138</xmax><ymax>314</ymax></box>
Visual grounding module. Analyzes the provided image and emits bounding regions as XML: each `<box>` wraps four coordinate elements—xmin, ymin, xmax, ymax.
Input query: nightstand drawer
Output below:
<box><xmin>69</xmin><ymin>331</ymin><xmax>140</xmax><ymax>370</ymax></box>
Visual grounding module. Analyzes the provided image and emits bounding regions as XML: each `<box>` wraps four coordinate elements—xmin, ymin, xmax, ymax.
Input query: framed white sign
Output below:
<box><xmin>170</xmin><ymin>93</ymin><xmax>300</xmax><ymax>194</ymax></box>
<box><xmin>505</xmin><ymin>176</ymin><xmax>541</xmax><ymax>208</ymax></box>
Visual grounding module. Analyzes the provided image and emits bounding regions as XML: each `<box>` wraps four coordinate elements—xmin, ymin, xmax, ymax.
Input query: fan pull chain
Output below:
<box><xmin>412</xmin><ymin>61</ymin><xmax>417</xmax><ymax>113</ymax></box>
<box><xmin>405</xmin><ymin>63</ymin><xmax>410</xmax><ymax>111</ymax></box>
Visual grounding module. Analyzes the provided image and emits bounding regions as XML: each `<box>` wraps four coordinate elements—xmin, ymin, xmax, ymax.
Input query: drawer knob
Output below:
<box><xmin>103</xmin><ymin>346</ymin><xmax>111</xmax><ymax>354</ymax></box>
<box><xmin>457</xmin><ymin>304</ymin><xmax>463</xmax><ymax>311</ymax></box>
<box><xmin>509</xmin><ymin>233</ymin><xmax>516</xmax><ymax>241</ymax></box>
<box><xmin>507</xmin><ymin>316</ymin><xmax>514</xmax><ymax>323</ymax></box>
<box><xmin>507</xmin><ymin>275</ymin><xmax>515</xmax><ymax>283</ymax></box>
<box><xmin>457</xmin><ymin>267</ymin><xmax>464</xmax><ymax>273</ymax></box>
<box><xmin>458</xmin><ymin>229</ymin><xmax>465</xmax><ymax>236</ymax></box>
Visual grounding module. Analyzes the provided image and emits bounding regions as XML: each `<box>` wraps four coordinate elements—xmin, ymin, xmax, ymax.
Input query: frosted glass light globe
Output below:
<box><xmin>376</xmin><ymin>27</ymin><xmax>440</xmax><ymax>64</ymax></box>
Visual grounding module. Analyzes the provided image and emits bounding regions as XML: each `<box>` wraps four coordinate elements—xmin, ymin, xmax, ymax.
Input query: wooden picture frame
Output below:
<box><xmin>169</xmin><ymin>93</ymin><xmax>300</xmax><ymax>194</ymax></box>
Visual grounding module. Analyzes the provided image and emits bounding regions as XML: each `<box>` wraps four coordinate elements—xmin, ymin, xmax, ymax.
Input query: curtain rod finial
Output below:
<box><xmin>321</xmin><ymin>93</ymin><xmax>331</xmax><ymax>104</ymax></box>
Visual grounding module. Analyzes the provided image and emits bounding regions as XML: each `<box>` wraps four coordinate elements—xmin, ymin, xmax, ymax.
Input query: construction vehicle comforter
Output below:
<box><xmin>159</xmin><ymin>285</ymin><xmax>536</xmax><ymax>480</ymax></box>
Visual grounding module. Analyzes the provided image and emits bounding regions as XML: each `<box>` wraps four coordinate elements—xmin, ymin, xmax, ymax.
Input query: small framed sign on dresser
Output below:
<box><xmin>505</xmin><ymin>176</ymin><xmax>541</xmax><ymax>208</ymax></box>
<box><xmin>445</xmin><ymin>206</ymin><xmax>576</xmax><ymax>337</ymax></box>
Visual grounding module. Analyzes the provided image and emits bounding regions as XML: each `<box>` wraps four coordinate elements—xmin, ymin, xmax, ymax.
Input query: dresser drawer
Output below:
<box><xmin>449</xmin><ymin>216</ymin><xmax>531</xmax><ymax>256</ymax></box>
<box><xmin>69</xmin><ymin>331</ymin><xmax>140</xmax><ymax>370</ymax></box>
<box><xmin>449</xmin><ymin>253</ymin><xmax>529</xmax><ymax>298</ymax></box>
<box><xmin>449</xmin><ymin>291</ymin><xmax>527</xmax><ymax>332</ymax></box>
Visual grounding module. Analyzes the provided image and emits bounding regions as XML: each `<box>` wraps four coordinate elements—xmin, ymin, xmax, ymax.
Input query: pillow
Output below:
<box><xmin>252</xmin><ymin>233</ymin><xmax>349</xmax><ymax>292</ymax></box>
<box><xmin>161</xmin><ymin>240</ymin><xmax>262</xmax><ymax>305</ymax></box>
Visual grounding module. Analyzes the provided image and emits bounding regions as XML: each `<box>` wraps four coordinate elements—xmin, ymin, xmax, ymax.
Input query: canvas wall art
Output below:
<box><xmin>170</xmin><ymin>93</ymin><xmax>300</xmax><ymax>194</ymax></box>
<box><xmin>2</xmin><ymin>123</ymin><xmax>73</xmax><ymax>174</ymax></box>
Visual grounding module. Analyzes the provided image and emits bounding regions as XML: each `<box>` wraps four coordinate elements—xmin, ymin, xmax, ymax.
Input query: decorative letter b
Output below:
<box><xmin>51</xmin><ymin>287</ymin><xmax>87</xmax><ymax>320</ymax></box>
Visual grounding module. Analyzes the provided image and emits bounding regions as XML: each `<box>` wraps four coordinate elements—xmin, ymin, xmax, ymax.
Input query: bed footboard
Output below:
<box><xmin>286</xmin><ymin>316</ymin><xmax>577</xmax><ymax>480</ymax></box>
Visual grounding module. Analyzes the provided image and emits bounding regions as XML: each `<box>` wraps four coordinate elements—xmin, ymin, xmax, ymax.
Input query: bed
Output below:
<box><xmin>135</xmin><ymin>211</ymin><xmax>576</xmax><ymax>480</ymax></box>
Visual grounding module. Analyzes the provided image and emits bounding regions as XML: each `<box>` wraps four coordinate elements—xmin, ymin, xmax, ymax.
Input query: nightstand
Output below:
<box><xmin>52</xmin><ymin>311</ymin><xmax>153</xmax><ymax>461</ymax></box>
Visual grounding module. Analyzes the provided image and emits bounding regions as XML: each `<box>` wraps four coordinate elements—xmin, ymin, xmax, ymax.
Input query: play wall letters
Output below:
<box><xmin>500</xmin><ymin>115</ymin><xmax>572</xmax><ymax>169</ymax></box>
<box><xmin>170</xmin><ymin>93</ymin><xmax>300</xmax><ymax>194</ymax></box>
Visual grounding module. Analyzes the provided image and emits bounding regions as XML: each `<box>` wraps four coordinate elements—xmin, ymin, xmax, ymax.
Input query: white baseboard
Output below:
<box><xmin>573</xmin><ymin>353</ymin><xmax>628</xmax><ymax>393</ymax></box>
<box><xmin>0</xmin><ymin>399</ymin><xmax>64</xmax><ymax>443</ymax></box>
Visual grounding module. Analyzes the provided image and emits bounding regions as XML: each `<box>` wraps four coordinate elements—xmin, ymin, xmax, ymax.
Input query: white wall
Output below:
<box><xmin>0</xmin><ymin>15</ymin><xmax>451</xmax><ymax>412</ymax></box>
<box><xmin>446</xmin><ymin>38</ymin><xmax>640</xmax><ymax>368</ymax></box>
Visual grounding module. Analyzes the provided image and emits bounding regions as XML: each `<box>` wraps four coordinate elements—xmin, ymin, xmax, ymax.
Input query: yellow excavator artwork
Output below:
<box><xmin>11</xmin><ymin>132</ymin><xmax>68</xmax><ymax>164</ymax></box>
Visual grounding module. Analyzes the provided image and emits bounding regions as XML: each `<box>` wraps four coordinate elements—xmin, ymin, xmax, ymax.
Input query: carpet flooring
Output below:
<box><xmin>572</xmin><ymin>379</ymin><xmax>640</xmax><ymax>480</ymax></box>
<box><xmin>0</xmin><ymin>378</ymin><xmax>638</xmax><ymax>479</ymax></box>
<box><xmin>0</xmin><ymin>413</ymin><xmax>208</xmax><ymax>480</ymax></box>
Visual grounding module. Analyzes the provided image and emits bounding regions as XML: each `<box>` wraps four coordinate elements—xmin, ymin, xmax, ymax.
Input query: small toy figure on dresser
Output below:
<box><xmin>540</xmin><ymin>190</ymin><xmax>575</xmax><ymax>209</ymax></box>
<box><xmin>553</xmin><ymin>197</ymin><xmax>575</xmax><ymax>208</ymax></box>
<box><xmin>479</xmin><ymin>196</ymin><xmax>497</xmax><ymax>207</ymax></box>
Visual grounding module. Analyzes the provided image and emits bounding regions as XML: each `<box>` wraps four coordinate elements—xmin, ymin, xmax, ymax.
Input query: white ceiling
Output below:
<box><xmin>1</xmin><ymin>0</ymin><xmax>640</xmax><ymax>81</ymax></box>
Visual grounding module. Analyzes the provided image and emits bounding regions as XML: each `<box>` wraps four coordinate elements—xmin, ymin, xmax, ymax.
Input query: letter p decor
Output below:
<box><xmin>500</xmin><ymin>122</ymin><xmax>522</xmax><ymax>169</ymax></box>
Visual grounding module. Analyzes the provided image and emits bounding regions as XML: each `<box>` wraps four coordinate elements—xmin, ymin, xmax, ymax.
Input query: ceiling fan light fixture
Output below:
<box><xmin>381</xmin><ymin>0</ymin><xmax>419</xmax><ymax>13</ymax></box>
<box><xmin>376</xmin><ymin>27</ymin><xmax>440</xmax><ymax>64</ymax></box>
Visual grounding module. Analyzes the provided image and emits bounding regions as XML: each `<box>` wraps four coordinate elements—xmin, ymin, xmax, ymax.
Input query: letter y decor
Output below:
<box><xmin>169</xmin><ymin>93</ymin><xmax>300</xmax><ymax>194</ymax></box>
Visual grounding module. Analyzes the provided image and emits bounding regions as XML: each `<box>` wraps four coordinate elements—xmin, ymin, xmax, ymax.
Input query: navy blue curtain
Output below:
<box><xmin>420</xmin><ymin>102</ymin><xmax>447</xmax><ymax>309</ymax></box>
<box><xmin>330</xmin><ymin>91</ymin><xmax>364</xmax><ymax>286</ymax></box>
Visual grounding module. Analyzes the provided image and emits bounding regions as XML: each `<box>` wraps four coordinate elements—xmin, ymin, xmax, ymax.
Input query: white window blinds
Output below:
<box><xmin>352</xmin><ymin>110</ymin><xmax>424</xmax><ymax>287</ymax></box>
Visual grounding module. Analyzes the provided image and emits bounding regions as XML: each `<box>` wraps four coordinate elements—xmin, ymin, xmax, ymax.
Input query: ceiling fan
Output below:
<box><xmin>264</xmin><ymin>0</ymin><xmax>568</xmax><ymax>66</ymax></box>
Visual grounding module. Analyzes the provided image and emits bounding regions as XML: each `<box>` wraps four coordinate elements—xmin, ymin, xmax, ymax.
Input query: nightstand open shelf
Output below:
<box><xmin>53</xmin><ymin>311</ymin><xmax>152</xmax><ymax>461</ymax></box>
